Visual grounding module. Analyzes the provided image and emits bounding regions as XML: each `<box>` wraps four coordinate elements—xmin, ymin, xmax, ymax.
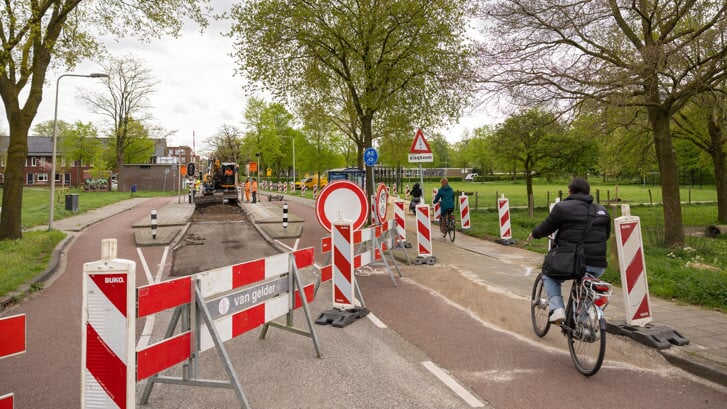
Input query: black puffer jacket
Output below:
<box><xmin>531</xmin><ymin>193</ymin><xmax>611</xmax><ymax>268</ymax></box>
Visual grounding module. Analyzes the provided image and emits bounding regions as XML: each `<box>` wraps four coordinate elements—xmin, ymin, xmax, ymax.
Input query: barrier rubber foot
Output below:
<box><xmin>606</xmin><ymin>321</ymin><xmax>689</xmax><ymax>350</ymax></box>
<box><xmin>315</xmin><ymin>307</ymin><xmax>369</xmax><ymax>328</ymax></box>
<box><xmin>415</xmin><ymin>256</ymin><xmax>436</xmax><ymax>265</ymax></box>
<box><xmin>495</xmin><ymin>238</ymin><xmax>518</xmax><ymax>246</ymax></box>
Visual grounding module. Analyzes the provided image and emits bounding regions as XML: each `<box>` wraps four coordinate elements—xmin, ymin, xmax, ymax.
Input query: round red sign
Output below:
<box><xmin>315</xmin><ymin>180</ymin><xmax>369</xmax><ymax>232</ymax></box>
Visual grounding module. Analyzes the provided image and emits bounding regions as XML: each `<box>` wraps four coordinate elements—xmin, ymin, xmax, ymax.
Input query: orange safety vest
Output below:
<box><xmin>251</xmin><ymin>180</ymin><xmax>258</xmax><ymax>192</ymax></box>
<box><xmin>244</xmin><ymin>181</ymin><xmax>251</xmax><ymax>191</ymax></box>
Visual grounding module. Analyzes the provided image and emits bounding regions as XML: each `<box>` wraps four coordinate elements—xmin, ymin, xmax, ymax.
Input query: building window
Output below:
<box><xmin>27</xmin><ymin>173</ymin><xmax>34</xmax><ymax>184</ymax></box>
<box><xmin>37</xmin><ymin>173</ymin><xmax>48</xmax><ymax>182</ymax></box>
<box><xmin>31</xmin><ymin>157</ymin><xmax>38</xmax><ymax>166</ymax></box>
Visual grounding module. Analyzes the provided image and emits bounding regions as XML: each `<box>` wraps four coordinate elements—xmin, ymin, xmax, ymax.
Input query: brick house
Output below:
<box><xmin>0</xmin><ymin>135</ymin><xmax>94</xmax><ymax>187</ymax></box>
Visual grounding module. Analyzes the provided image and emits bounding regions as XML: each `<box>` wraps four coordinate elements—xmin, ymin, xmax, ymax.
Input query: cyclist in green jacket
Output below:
<box><xmin>433</xmin><ymin>178</ymin><xmax>455</xmax><ymax>235</ymax></box>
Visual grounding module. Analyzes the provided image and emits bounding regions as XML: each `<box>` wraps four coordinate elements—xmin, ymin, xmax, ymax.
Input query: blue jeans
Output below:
<box><xmin>542</xmin><ymin>266</ymin><xmax>606</xmax><ymax>311</ymax></box>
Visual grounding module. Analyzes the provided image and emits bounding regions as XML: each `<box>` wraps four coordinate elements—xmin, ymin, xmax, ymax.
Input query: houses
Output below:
<box><xmin>0</xmin><ymin>135</ymin><xmax>196</xmax><ymax>191</ymax></box>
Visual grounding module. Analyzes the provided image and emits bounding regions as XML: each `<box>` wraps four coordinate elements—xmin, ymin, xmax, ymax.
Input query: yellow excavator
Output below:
<box><xmin>197</xmin><ymin>158</ymin><xmax>238</xmax><ymax>206</ymax></box>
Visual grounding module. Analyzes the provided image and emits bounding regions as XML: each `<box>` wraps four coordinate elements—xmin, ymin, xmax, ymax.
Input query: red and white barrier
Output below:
<box><xmin>432</xmin><ymin>189</ymin><xmax>440</xmax><ymax>221</ymax></box>
<box><xmin>405</xmin><ymin>184</ymin><xmax>410</xmax><ymax>198</ymax></box>
<box><xmin>284</xmin><ymin>182</ymin><xmax>288</xmax><ymax>194</ymax></box>
<box><xmin>415</xmin><ymin>204</ymin><xmax>434</xmax><ymax>264</ymax></box>
<box><xmin>392</xmin><ymin>183</ymin><xmax>397</xmax><ymax>196</ymax></box>
<box><xmin>82</xmin><ymin>239</ymin><xmax>319</xmax><ymax>408</ymax></box>
<box><xmin>301</xmin><ymin>184</ymin><xmax>307</xmax><ymax>196</ymax></box>
<box><xmin>313</xmin><ymin>184</ymin><xmax>318</xmax><ymax>199</ymax></box>
<box><xmin>332</xmin><ymin>221</ymin><xmax>356</xmax><ymax>309</ymax></box>
<box><xmin>498</xmin><ymin>194</ymin><xmax>511</xmax><ymax>240</ymax></box>
<box><xmin>82</xmin><ymin>239</ymin><xmax>136</xmax><ymax>409</ymax></box>
<box><xmin>1</xmin><ymin>313</ymin><xmax>26</xmax><ymax>409</ymax></box>
<box><xmin>614</xmin><ymin>205</ymin><xmax>652</xmax><ymax>326</ymax></box>
<box><xmin>459</xmin><ymin>192</ymin><xmax>470</xmax><ymax>230</ymax></box>
<box><xmin>394</xmin><ymin>200</ymin><xmax>408</xmax><ymax>246</ymax></box>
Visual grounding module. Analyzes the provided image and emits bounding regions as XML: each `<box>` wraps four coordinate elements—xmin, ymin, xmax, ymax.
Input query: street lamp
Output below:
<box><xmin>48</xmin><ymin>72</ymin><xmax>109</xmax><ymax>231</ymax></box>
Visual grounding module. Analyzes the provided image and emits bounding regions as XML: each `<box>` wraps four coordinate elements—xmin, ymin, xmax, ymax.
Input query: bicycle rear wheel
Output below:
<box><xmin>567</xmin><ymin>301</ymin><xmax>606</xmax><ymax>376</ymax></box>
<box><xmin>447</xmin><ymin>217</ymin><xmax>456</xmax><ymax>241</ymax></box>
<box><xmin>530</xmin><ymin>273</ymin><xmax>550</xmax><ymax>337</ymax></box>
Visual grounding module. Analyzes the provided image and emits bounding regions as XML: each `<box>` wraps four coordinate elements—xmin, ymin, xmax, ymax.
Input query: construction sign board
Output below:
<box><xmin>408</xmin><ymin>129</ymin><xmax>433</xmax><ymax>163</ymax></box>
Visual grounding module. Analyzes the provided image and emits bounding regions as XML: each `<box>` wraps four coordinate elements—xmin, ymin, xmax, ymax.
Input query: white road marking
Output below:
<box><xmin>275</xmin><ymin>240</ymin><xmax>294</xmax><ymax>251</ymax></box>
<box><xmin>136</xmin><ymin>247</ymin><xmax>153</xmax><ymax>284</ymax></box>
<box><xmin>135</xmin><ymin>246</ymin><xmax>170</xmax><ymax>350</ymax></box>
<box><xmin>422</xmin><ymin>361</ymin><xmax>485</xmax><ymax>407</ymax></box>
<box><xmin>367</xmin><ymin>312</ymin><xmax>387</xmax><ymax>328</ymax></box>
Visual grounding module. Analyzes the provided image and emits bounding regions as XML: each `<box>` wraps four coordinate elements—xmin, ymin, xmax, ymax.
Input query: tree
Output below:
<box><xmin>229</xmin><ymin>0</ymin><xmax>477</xmax><ymax>197</ymax></box>
<box><xmin>207</xmin><ymin>124</ymin><xmax>243</xmax><ymax>163</ymax></box>
<box><xmin>479</xmin><ymin>1</ymin><xmax>727</xmax><ymax>246</ymax></box>
<box><xmin>0</xmin><ymin>0</ymin><xmax>210</xmax><ymax>240</ymax></box>
<box><xmin>80</xmin><ymin>55</ymin><xmax>158</xmax><ymax>189</ymax></box>
<box><xmin>490</xmin><ymin>108</ymin><xmax>586</xmax><ymax>209</ymax></box>
<box><xmin>61</xmin><ymin>121</ymin><xmax>103</xmax><ymax>187</ymax></box>
<box><xmin>672</xmin><ymin>92</ymin><xmax>727</xmax><ymax>222</ymax></box>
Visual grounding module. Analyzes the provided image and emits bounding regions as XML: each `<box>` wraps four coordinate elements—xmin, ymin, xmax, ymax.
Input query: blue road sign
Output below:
<box><xmin>364</xmin><ymin>147</ymin><xmax>379</xmax><ymax>166</ymax></box>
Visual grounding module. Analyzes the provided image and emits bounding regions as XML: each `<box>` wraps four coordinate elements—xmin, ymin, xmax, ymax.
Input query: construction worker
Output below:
<box><xmin>244</xmin><ymin>178</ymin><xmax>251</xmax><ymax>203</ymax></box>
<box><xmin>251</xmin><ymin>178</ymin><xmax>258</xmax><ymax>203</ymax></box>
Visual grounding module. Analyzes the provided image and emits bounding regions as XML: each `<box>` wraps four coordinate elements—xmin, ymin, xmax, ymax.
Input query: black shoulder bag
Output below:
<box><xmin>542</xmin><ymin>204</ymin><xmax>595</xmax><ymax>280</ymax></box>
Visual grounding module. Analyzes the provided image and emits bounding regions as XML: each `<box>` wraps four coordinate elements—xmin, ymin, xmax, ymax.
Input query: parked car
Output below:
<box><xmin>465</xmin><ymin>173</ymin><xmax>479</xmax><ymax>181</ymax></box>
<box><xmin>295</xmin><ymin>176</ymin><xmax>328</xmax><ymax>190</ymax></box>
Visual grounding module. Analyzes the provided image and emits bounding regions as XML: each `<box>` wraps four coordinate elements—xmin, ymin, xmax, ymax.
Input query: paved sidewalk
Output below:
<box><xmin>11</xmin><ymin>192</ymin><xmax>727</xmax><ymax>388</ymax></box>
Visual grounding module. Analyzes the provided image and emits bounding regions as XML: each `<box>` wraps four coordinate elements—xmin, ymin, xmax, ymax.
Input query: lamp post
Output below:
<box><xmin>48</xmin><ymin>72</ymin><xmax>108</xmax><ymax>231</ymax></box>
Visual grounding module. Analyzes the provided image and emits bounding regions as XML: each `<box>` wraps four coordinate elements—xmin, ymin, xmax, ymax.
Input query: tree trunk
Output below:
<box><xmin>648</xmin><ymin>107</ymin><xmax>684</xmax><ymax>247</ymax></box>
<box><xmin>0</xmin><ymin>115</ymin><xmax>33</xmax><ymax>240</ymax></box>
<box><xmin>708</xmin><ymin>117</ymin><xmax>727</xmax><ymax>222</ymax></box>
<box><xmin>360</xmin><ymin>115</ymin><xmax>374</xmax><ymax>198</ymax></box>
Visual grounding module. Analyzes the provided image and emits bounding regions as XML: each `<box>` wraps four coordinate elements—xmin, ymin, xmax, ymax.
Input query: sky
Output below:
<box><xmin>1</xmin><ymin>8</ymin><xmax>499</xmax><ymax>154</ymax></box>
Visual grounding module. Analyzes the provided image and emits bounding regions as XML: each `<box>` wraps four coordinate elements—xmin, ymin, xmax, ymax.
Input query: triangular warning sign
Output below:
<box><xmin>409</xmin><ymin>129</ymin><xmax>432</xmax><ymax>154</ymax></box>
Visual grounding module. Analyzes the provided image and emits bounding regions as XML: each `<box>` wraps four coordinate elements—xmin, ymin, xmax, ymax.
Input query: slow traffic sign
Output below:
<box><xmin>375</xmin><ymin>183</ymin><xmax>389</xmax><ymax>224</ymax></box>
<box><xmin>408</xmin><ymin>129</ymin><xmax>433</xmax><ymax>163</ymax></box>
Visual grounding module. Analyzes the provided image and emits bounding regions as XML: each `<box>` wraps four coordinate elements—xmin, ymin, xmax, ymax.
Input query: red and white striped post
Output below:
<box><xmin>82</xmin><ymin>239</ymin><xmax>136</xmax><ymax>409</ymax></box>
<box><xmin>393</xmin><ymin>199</ymin><xmax>410</xmax><ymax>248</ymax></box>
<box><xmin>459</xmin><ymin>192</ymin><xmax>470</xmax><ymax>230</ymax></box>
<box><xmin>313</xmin><ymin>184</ymin><xmax>318</xmax><ymax>199</ymax></box>
<box><xmin>332</xmin><ymin>221</ymin><xmax>356</xmax><ymax>309</ymax></box>
<box><xmin>498</xmin><ymin>194</ymin><xmax>512</xmax><ymax>240</ymax></box>
<box><xmin>415</xmin><ymin>204</ymin><xmax>435</xmax><ymax>264</ymax></box>
<box><xmin>432</xmin><ymin>188</ymin><xmax>440</xmax><ymax>222</ymax></box>
<box><xmin>284</xmin><ymin>182</ymin><xmax>288</xmax><ymax>194</ymax></box>
<box><xmin>614</xmin><ymin>205</ymin><xmax>652</xmax><ymax>326</ymax></box>
<box><xmin>0</xmin><ymin>313</ymin><xmax>26</xmax><ymax>409</ymax></box>
<box><xmin>405</xmin><ymin>184</ymin><xmax>410</xmax><ymax>198</ymax></box>
<box><xmin>301</xmin><ymin>184</ymin><xmax>307</xmax><ymax>196</ymax></box>
<box><xmin>392</xmin><ymin>183</ymin><xmax>397</xmax><ymax>196</ymax></box>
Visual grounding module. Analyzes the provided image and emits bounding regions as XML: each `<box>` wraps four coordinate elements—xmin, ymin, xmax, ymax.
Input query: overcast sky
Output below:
<box><xmin>1</xmin><ymin>9</ymin><xmax>499</xmax><ymax>153</ymax></box>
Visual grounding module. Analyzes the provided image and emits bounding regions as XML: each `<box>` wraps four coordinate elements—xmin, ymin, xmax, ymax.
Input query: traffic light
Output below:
<box><xmin>186</xmin><ymin>162</ymin><xmax>195</xmax><ymax>177</ymax></box>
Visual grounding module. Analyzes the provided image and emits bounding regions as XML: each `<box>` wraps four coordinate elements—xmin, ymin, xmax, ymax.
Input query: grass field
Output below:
<box><xmin>0</xmin><ymin>187</ymin><xmax>175</xmax><ymax>299</ymax></box>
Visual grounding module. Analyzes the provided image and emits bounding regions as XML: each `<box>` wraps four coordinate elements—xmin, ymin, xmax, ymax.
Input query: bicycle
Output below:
<box><xmin>530</xmin><ymin>272</ymin><xmax>612</xmax><ymax>376</ymax></box>
<box><xmin>439</xmin><ymin>210</ymin><xmax>456</xmax><ymax>242</ymax></box>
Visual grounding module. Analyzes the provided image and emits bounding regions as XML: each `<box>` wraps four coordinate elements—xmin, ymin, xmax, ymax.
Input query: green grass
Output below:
<box><xmin>5</xmin><ymin>187</ymin><xmax>173</xmax><ymax>228</ymax></box>
<box><xmin>0</xmin><ymin>230</ymin><xmax>65</xmax><ymax>296</ymax></box>
<box><xmin>0</xmin><ymin>187</ymin><xmax>174</xmax><ymax>299</ymax></box>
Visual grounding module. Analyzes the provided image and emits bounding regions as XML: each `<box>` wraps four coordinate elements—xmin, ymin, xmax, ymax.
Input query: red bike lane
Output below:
<box><xmin>0</xmin><ymin>197</ymin><xmax>171</xmax><ymax>409</ymax></box>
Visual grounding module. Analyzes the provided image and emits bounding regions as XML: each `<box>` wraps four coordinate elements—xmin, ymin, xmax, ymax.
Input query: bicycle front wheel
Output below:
<box><xmin>530</xmin><ymin>273</ymin><xmax>550</xmax><ymax>337</ymax></box>
<box><xmin>447</xmin><ymin>219</ymin><xmax>456</xmax><ymax>241</ymax></box>
<box><xmin>567</xmin><ymin>302</ymin><xmax>606</xmax><ymax>376</ymax></box>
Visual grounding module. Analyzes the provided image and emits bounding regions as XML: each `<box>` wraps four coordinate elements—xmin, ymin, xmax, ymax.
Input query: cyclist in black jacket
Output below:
<box><xmin>527</xmin><ymin>177</ymin><xmax>611</xmax><ymax>323</ymax></box>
